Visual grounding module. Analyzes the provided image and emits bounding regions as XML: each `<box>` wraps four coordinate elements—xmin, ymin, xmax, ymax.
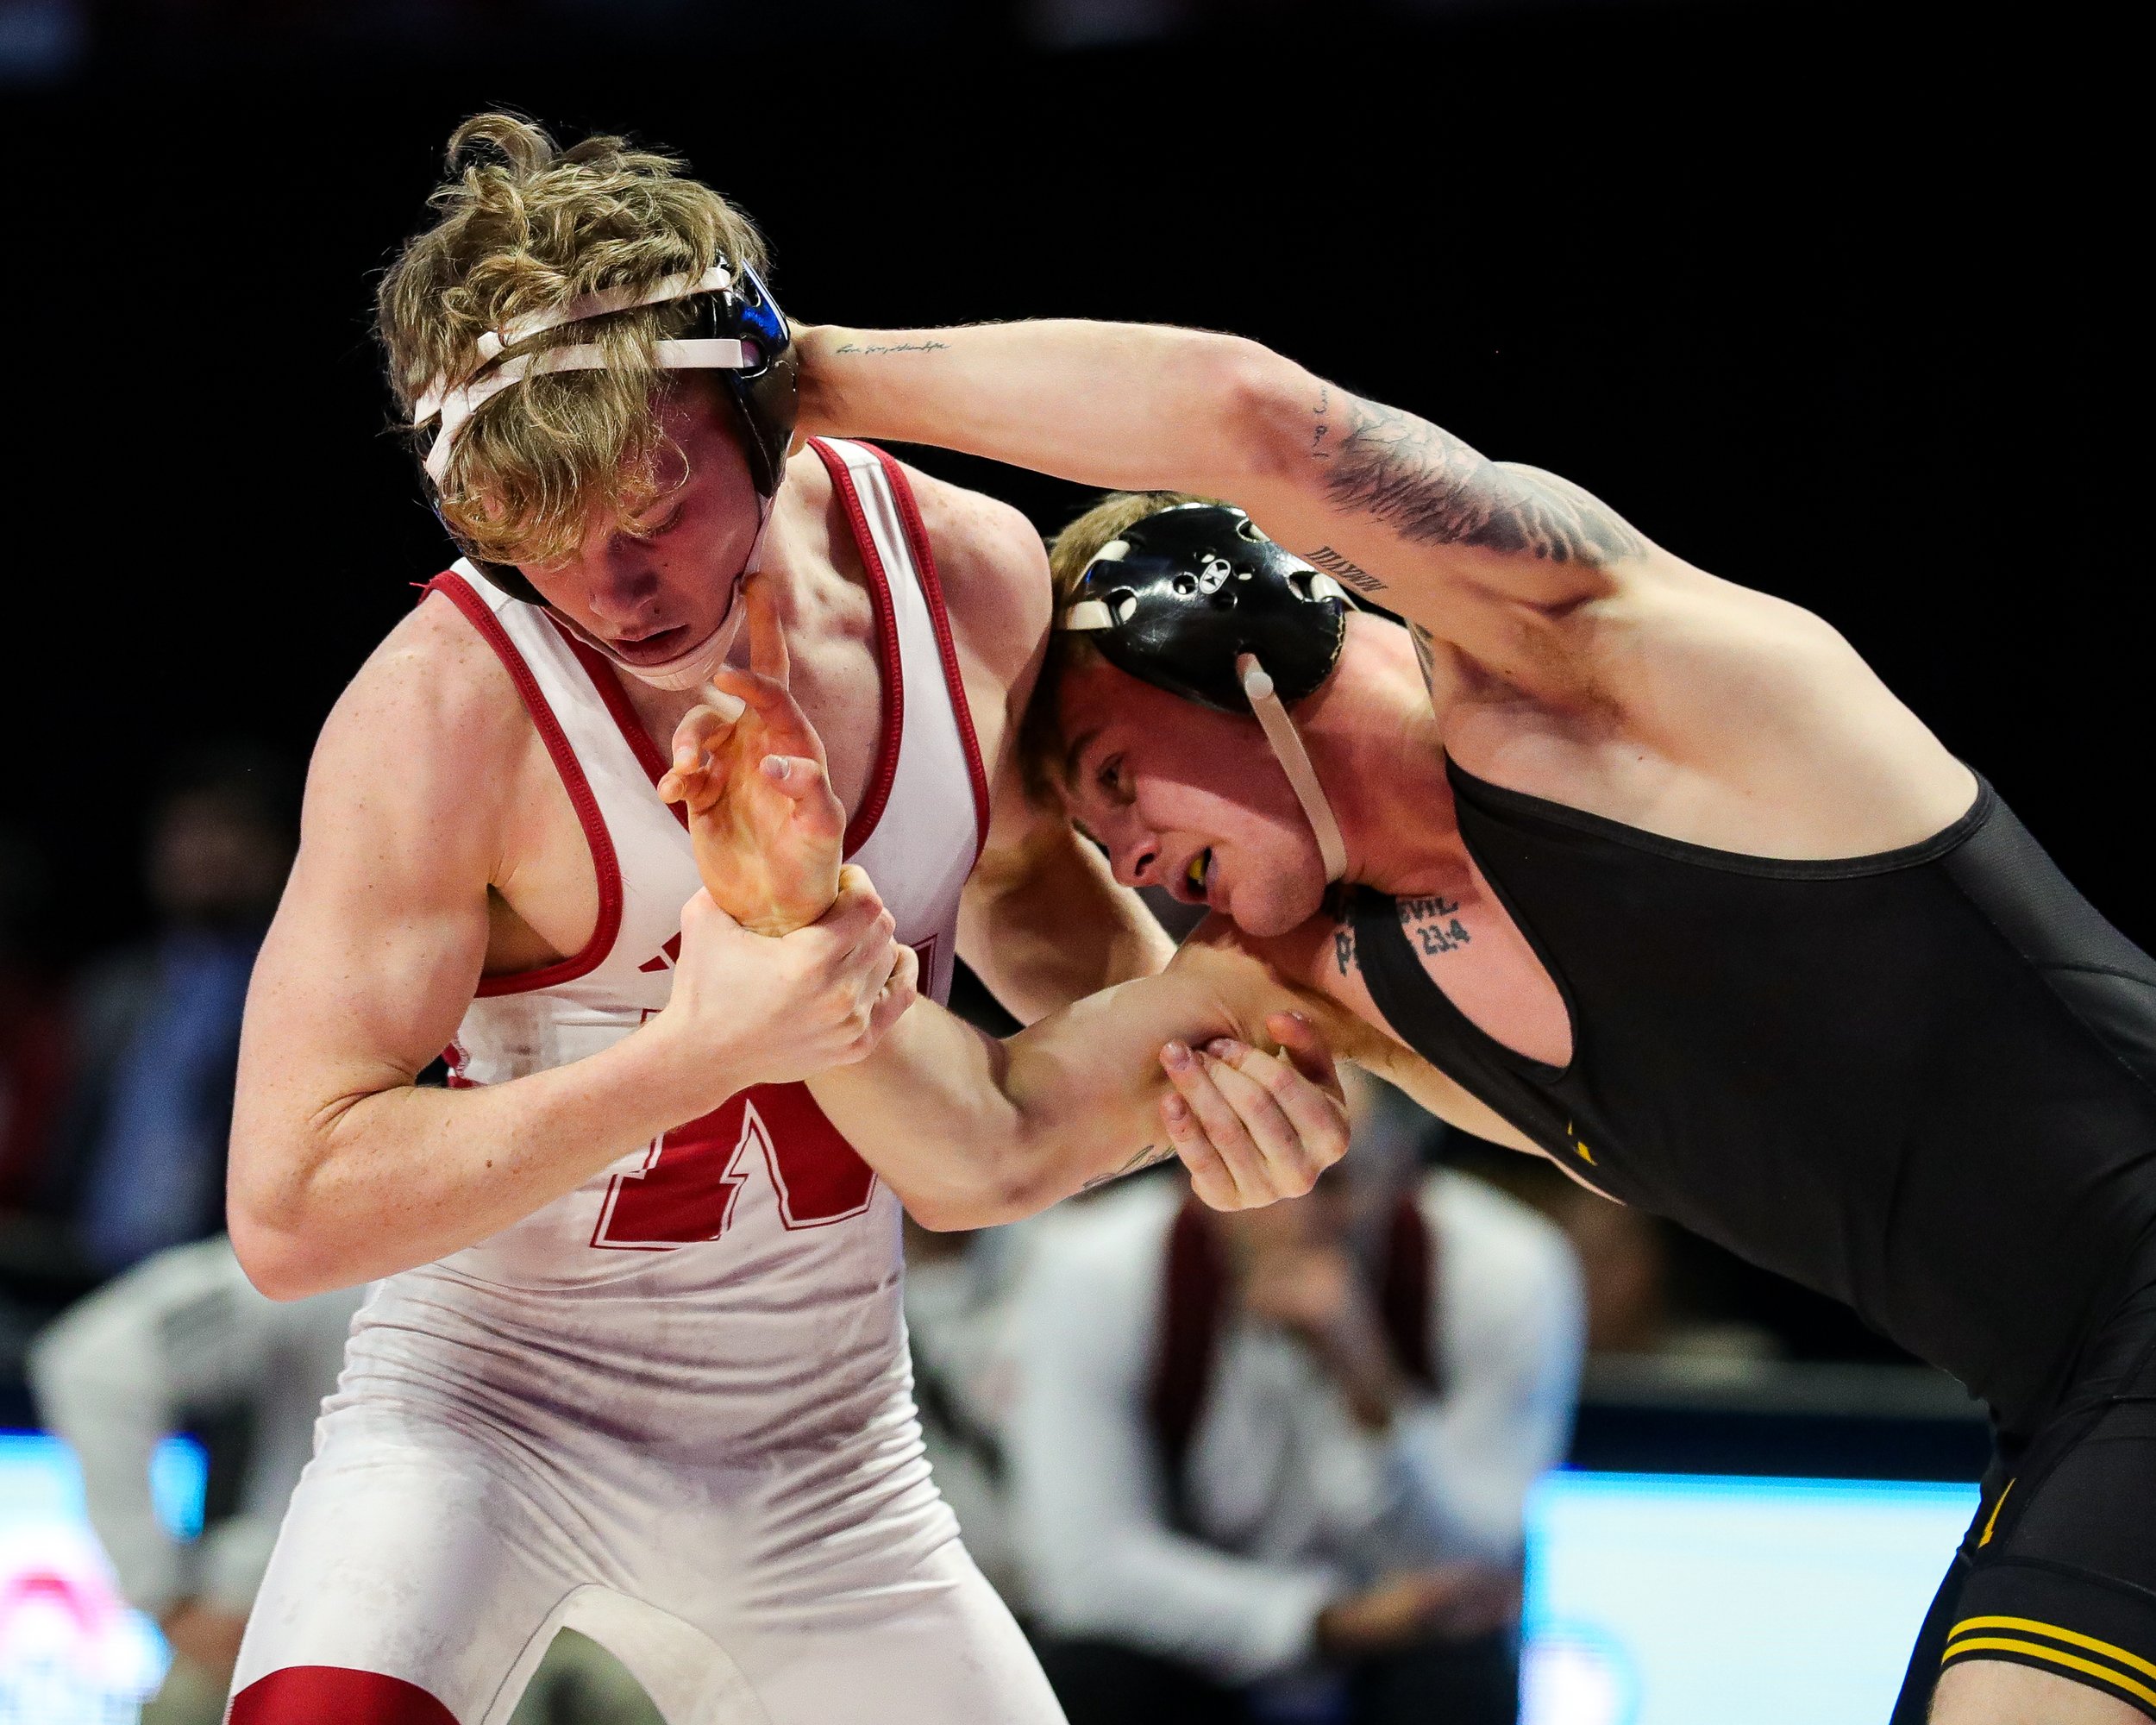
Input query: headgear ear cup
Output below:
<box><xmin>1059</xmin><ymin>502</ymin><xmax>1351</xmax><ymax>881</ymax></box>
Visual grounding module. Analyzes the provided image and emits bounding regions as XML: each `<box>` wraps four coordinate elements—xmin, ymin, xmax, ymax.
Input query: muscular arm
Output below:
<box><xmin>961</xmin><ymin>775</ymin><xmax>1175</xmax><ymax>1024</ymax></box>
<box><xmin>894</xmin><ymin>452</ymin><xmax>1176</xmax><ymax>1021</ymax></box>
<box><xmin>800</xmin><ymin>320</ymin><xmax>1666</xmax><ymax>694</ymax></box>
<box><xmin>229</xmin><ymin>604</ymin><xmax>899</xmax><ymax>1300</ymax></box>
<box><xmin>808</xmin><ymin>937</ymin><xmax>1336</xmax><ymax>1230</ymax></box>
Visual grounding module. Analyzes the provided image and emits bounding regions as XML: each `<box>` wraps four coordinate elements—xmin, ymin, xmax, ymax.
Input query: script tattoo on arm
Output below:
<box><xmin>1081</xmin><ymin>1142</ymin><xmax>1174</xmax><ymax>1192</ymax></box>
<box><xmin>1314</xmin><ymin>389</ymin><xmax>1647</xmax><ymax>568</ymax></box>
<box><xmin>832</xmin><ymin>339</ymin><xmax>953</xmax><ymax>356</ymax></box>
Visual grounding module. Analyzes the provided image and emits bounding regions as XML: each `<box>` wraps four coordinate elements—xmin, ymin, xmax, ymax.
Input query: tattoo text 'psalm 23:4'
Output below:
<box><xmin>1334</xmin><ymin>895</ymin><xmax>1471</xmax><ymax>975</ymax></box>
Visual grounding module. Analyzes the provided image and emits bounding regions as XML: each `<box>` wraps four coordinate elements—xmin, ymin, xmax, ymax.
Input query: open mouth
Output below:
<box><xmin>1181</xmin><ymin>847</ymin><xmax>1213</xmax><ymax>903</ymax></box>
<box><xmin>610</xmin><ymin>624</ymin><xmax>691</xmax><ymax>664</ymax></box>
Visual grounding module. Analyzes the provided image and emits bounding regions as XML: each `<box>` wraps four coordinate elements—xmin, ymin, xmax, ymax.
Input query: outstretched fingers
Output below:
<box><xmin>658</xmin><ymin>699</ymin><xmax>744</xmax><ymax>808</ymax></box>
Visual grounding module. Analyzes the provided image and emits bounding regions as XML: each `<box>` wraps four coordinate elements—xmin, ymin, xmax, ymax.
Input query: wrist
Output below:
<box><xmin>635</xmin><ymin>1006</ymin><xmax>755</xmax><ymax>1123</ymax></box>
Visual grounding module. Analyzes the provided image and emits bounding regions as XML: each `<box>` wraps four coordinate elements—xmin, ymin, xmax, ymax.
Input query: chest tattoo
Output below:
<box><xmin>1328</xmin><ymin>889</ymin><xmax>1474</xmax><ymax>978</ymax></box>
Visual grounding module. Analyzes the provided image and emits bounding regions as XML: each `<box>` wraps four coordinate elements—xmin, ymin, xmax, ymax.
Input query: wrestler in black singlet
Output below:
<box><xmin>1351</xmin><ymin>760</ymin><xmax>2156</xmax><ymax>1719</ymax></box>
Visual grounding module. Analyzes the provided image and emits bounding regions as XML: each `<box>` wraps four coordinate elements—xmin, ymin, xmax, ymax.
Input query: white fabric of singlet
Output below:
<box><xmin>228</xmin><ymin>441</ymin><xmax>1060</xmax><ymax>1725</ymax></box>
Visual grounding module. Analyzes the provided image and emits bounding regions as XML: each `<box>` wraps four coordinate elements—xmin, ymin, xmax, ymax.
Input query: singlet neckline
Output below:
<box><xmin>1443</xmin><ymin>756</ymin><xmax>1997</xmax><ymax>881</ymax></box>
<box><xmin>1357</xmin><ymin>758</ymin><xmax>1996</xmax><ymax>1092</ymax></box>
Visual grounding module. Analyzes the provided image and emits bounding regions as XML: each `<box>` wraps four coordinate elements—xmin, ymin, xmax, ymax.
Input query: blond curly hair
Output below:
<box><xmin>377</xmin><ymin>113</ymin><xmax>770</xmax><ymax>569</ymax></box>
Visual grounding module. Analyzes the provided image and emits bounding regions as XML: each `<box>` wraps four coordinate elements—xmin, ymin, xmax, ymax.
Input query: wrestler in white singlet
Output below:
<box><xmin>229</xmin><ymin>441</ymin><xmax>1063</xmax><ymax>1725</ymax></box>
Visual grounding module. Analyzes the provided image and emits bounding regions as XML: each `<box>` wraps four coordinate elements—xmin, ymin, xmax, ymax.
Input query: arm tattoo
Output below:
<box><xmin>1081</xmin><ymin>1142</ymin><xmax>1174</xmax><ymax>1191</ymax></box>
<box><xmin>832</xmin><ymin>338</ymin><xmax>952</xmax><ymax>356</ymax></box>
<box><xmin>1317</xmin><ymin>391</ymin><xmax>1645</xmax><ymax>567</ymax></box>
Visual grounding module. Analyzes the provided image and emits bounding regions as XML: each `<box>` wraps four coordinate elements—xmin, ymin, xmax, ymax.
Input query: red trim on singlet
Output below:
<box><xmin>555</xmin><ymin>624</ymin><xmax>689</xmax><ymax>832</ymax></box>
<box><xmin>809</xmin><ymin>437</ymin><xmax>906</xmax><ymax>856</ymax></box>
<box><xmin>862</xmin><ymin>441</ymin><xmax>993</xmax><ymax>864</ymax></box>
<box><xmin>555</xmin><ymin>452</ymin><xmax>906</xmax><ymax>861</ymax></box>
<box><xmin>230</xmin><ymin>1665</ymin><xmax>459</xmax><ymax>1725</ymax></box>
<box><xmin>422</xmin><ymin>572</ymin><xmax>624</xmax><ymax>995</ymax></box>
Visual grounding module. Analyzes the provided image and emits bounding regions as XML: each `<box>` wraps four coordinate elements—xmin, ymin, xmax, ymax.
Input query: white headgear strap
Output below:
<box><xmin>413</xmin><ymin>263</ymin><xmax>749</xmax><ymax>485</ymax></box>
<box><xmin>548</xmin><ymin>555</ymin><xmax>757</xmax><ymax>693</ymax></box>
<box><xmin>421</xmin><ymin>260</ymin><xmax>780</xmax><ymax>691</ymax></box>
<box><xmin>1236</xmin><ymin>652</ymin><xmax>1349</xmax><ymax>883</ymax></box>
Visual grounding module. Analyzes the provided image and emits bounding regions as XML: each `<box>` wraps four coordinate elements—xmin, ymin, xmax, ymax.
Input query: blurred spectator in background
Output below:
<box><xmin>53</xmin><ymin>745</ymin><xmax>295</xmax><ymax>1277</ymax></box>
<box><xmin>1010</xmin><ymin>1071</ymin><xmax>1583</xmax><ymax>1725</ymax></box>
<box><xmin>28</xmin><ymin>1235</ymin><xmax>362</xmax><ymax>1723</ymax></box>
<box><xmin>29</xmin><ymin>1233</ymin><xmax>663</xmax><ymax>1725</ymax></box>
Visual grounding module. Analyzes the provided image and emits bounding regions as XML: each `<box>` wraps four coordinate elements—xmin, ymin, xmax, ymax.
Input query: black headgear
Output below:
<box><xmin>1059</xmin><ymin>503</ymin><xmax>1347</xmax><ymax>713</ymax></box>
<box><xmin>694</xmin><ymin>261</ymin><xmax>798</xmax><ymax>501</ymax></box>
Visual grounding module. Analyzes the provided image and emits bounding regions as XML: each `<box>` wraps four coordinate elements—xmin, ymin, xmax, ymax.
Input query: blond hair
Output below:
<box><xmin>1017</xmin><ymin>488</ymin><xmax>1211</xmax><ymax>806</ymax></box>
<box><xmin>376</xmin><ymin>113</ymin><xmax>771</xmax><ymax>569</ymax></box>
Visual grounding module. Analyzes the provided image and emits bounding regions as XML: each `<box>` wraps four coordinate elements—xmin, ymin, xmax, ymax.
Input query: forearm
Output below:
<box><xmin>800</xmin><ymin>319</ymin><xmax>1303</xmax><ymax>501</ymax></box>
<box><xmin>229</xmin><ymin>1019</ymin><xmax>729</xmax><ymax>1298</ymax></box>
<box><xmin>812</xmin><ymin>953</ymin><xmax>1263</xmax><ymax>1227</ymax></box>
<box><xmin>808</xmin><ymin>988</ymin><xmax>1174</xmax><ymax>1230</ymax></box>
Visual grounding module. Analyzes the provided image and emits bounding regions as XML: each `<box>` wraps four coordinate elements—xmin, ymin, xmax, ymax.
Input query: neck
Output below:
<box><xmin>1297</xmin><ymin>618</ymin><xmax>1456</xmax><ymax>893</ymax></box>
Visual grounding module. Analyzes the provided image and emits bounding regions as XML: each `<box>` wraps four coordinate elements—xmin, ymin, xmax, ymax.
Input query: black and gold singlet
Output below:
<box><xmin>1352</xmin><ymin>760</ymin><xmax>2156</xmax><ymax>1435</ymax></box>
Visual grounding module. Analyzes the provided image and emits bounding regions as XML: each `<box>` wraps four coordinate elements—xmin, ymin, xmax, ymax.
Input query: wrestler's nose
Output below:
<box><xmin>1112</xmin><ymin>833</ymin><xmax>1162</xmax><ymax>890</ymax></box>
<box><xmin>587</xmin><ymin>555</ymin><xmax>663</xmax><ymax>627</ymax></box>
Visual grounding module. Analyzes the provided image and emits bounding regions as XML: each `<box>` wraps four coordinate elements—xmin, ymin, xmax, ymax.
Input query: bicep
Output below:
<box><xmin>1230</xmin><ymin>367</ymin><xmax>1661</xmax><ymax>690</ymax></box>
<box><xmin>231</xmin><ymin>654</ymin><xmax>499</xmax><ymax>1170</ymax></box>
<box><xmin>960</xmin><ymin>778</ymin><xmax>1175</xmax><ymax>1021</ymax></box>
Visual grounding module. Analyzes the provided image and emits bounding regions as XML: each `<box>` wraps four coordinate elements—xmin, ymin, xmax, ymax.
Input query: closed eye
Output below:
<box><xmin>624</xmin><ymin>500</ymin><xmax>686</xmax><ymax>542</ymax></box>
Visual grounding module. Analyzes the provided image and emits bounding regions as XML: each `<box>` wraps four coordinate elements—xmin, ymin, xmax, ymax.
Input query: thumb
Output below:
<box><xmin>681</xmin><ymin>887</ymin><xmax>743</xmax><ymax>938</ymax></box>
<box><xmin>1265</xmin><ymin>1010</ymin><xmax>1341</xmax><ymax>1095</ymax></box>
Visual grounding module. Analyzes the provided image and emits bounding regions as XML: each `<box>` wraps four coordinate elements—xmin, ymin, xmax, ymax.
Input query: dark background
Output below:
<box><xmin>0</xmin><ymin>0</ymin><xmax>2129</xmax><ymax>964</ymax></box>
<box><xmin>0</xmin><ymin>0</ymin><xmax>2127</xmax><ymax>1391</ymax></box>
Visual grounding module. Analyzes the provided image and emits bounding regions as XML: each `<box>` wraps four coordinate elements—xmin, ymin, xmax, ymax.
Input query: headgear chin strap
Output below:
<box><xmin>1236</xmin><ymin>653</ymin><xmax>1350</xmax><ymax>882</ymax></box>
<box><xmin>548</xmin><ymin>564</ymin><xmax>755</xmax><ymax>693</ymax></box>
<box><xmin>1058</xmin><ymin>502</ymin><xmax>1353</xmax><ymax>883</ymax></box>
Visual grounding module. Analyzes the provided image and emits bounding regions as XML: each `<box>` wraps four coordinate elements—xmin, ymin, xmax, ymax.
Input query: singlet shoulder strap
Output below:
<box><xmin>806</xmin><ymin>438</ymin><xmax>991</xmax><ymax>862</ymax></box>
<box><xmin>418</xmin><ymin>566</ymin><xmax>624</xmax><ymax>994</ymax></box>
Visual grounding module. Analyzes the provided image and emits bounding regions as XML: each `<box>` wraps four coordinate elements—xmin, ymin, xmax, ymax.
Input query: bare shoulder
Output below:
<box><xmin>304</xmin><ymin>592</ymin><xmax>530</xmax><ymax>871</ymax></box>
<box><xmin>1171</xmin><ymin>912</ymin><xmax>1389</xmax><ymax>1063</ymax></box>
<box><xmin>885</xmin><ymin>455</ymin><xmax>1052</xmax><ymax>694</ymax></box>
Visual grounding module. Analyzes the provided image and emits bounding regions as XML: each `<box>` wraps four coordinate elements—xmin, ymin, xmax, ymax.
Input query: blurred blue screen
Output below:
<box><xmin>1522</xmin><ymin>1471</ymin><xmax>1981</xmax><ymax>1725</ymax></box>
<box><xmin>0</xmin><ymin>1431</ymin><xmax>205</xmax><ymax>1724</ymax></box>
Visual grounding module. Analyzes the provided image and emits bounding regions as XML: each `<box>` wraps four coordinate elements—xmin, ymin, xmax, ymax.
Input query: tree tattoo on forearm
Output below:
<box><xmin>1316</xmin><ymin>391</ymin><xmax>1645</xmax><ymax>567</ymax></box>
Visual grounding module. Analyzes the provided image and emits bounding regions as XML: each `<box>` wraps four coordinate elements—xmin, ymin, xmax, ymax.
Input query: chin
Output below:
<box><xmin>1223</xmin><ymin>871</ymin><xmax>1329</xmax><ymax>939</ymax></box>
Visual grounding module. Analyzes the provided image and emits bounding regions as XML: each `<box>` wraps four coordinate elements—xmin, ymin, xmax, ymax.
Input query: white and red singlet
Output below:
<box><xmin>230</xmin><ymin>442</ymin><xmax>1064</xmax><ymax>1725</ymax></box>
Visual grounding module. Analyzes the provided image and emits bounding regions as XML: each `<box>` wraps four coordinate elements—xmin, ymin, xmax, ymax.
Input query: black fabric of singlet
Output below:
<box><xmin>1350</xmin><ymin>759</ymin><xmax>2156</xmax><ymax>1440</ymax></box>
